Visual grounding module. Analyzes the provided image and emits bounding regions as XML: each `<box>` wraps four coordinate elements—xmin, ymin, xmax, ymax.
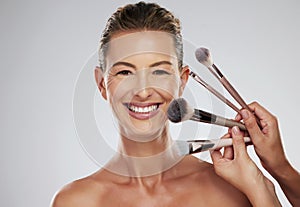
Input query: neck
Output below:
<box><xmin>105</xmin><ymin>126</ymin><xmax>183</xmax><ymax>178</ymax></box>
<box><xmin>120</xmin><ymin>128</ymin><xmax>170</xmax><ymax>157</ymax></box>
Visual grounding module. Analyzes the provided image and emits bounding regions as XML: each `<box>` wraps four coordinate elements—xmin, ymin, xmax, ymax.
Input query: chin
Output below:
<box><xmin>119</xmin><ymin>120</ymin><xmax>168</xmax><ymax>143</ymax></box>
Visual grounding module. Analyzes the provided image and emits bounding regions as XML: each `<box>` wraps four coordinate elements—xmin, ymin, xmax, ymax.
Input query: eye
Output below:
<box><xmin>116</xmin><ymin>70</ymin><xmax>133</xmax><ymax>76</ymax></box>
<box><xmin>152</xmin><ymin>69</ymin><xmax>171</xmax><ymax>75</ymax></box>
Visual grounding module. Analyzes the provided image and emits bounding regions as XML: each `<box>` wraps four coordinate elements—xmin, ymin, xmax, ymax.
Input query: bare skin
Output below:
<box><xmin>51</xmin><ymin>156</ymin><xmax>251</xmax><ymax>207</ymax></box>
<box><xmin>211</xmin><ymin>126</ymin><xmax>281</xmax><ymax>207</ymax></box>
<box><xmin>237</xmin><ymin>103</ymin><xmax>300</xmax><ymax>206</ymax></box>
<box><xmin>51</xmin><ymin>31</ymin><xmax>275</xmax><ymax>206</ymax></box>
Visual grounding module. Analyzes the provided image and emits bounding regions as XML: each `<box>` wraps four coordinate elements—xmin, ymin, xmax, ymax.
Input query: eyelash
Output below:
<box><xmin>115</xmin><ymin>70</ymin><xmax>133</xmax><ymax>76</ymax></box>
<box><xmin>152</xmin><ymin>69</ymin><xmax>171</xmax><ymax>75</ymax></box>
<box><xmin>114</xmin><ymin>69</ymin><xmax>171</xmax><ymax>76</ymax></box>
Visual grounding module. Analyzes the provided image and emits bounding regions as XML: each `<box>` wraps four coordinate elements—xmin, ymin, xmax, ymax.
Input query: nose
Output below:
<box><xmin>133</xmin><ymin>70</ymin><xmax>154</xmax><ymax>100</ymax></box>
<box><xmin>134</xmin><ymin>87</ymin><xmax>154</xmax><ymax>100</ymax></box>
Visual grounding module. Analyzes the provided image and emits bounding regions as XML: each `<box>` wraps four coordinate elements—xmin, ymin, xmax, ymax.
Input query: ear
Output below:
<box><xmin>179</xmin><ymin>65</ymin><xmax>190</xmax><ymax>96</ymax></box>
<box><xmin>94</xmin><ymin>66</ymin><xmax>107</xmax><ymax>100</ymax></box>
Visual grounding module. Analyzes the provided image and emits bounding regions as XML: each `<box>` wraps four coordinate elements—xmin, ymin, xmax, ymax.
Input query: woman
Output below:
<box><xmin>51</xmin><ymin>2</ymin><xmax>290</xmax><ymax>206</ymax></box>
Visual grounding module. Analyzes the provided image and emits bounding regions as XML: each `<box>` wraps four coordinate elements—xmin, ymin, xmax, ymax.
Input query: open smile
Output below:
<box><xmin>123</xmin><ymin>103</ymin><xmax>162</xmax><ymax>120</ymax></box>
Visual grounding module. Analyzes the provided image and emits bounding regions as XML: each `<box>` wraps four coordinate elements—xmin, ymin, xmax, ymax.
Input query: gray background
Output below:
<box><xmin>1</xmin><ymin>0</ymin><xmax>299</xmax><ymax>206</ymax></box>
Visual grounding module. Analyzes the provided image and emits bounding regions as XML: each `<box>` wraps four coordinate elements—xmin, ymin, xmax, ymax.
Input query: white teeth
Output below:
<box><xmin>128</xmin><ymin>104</ymin><xmax>158</xmax><ymax>113</ymax></box>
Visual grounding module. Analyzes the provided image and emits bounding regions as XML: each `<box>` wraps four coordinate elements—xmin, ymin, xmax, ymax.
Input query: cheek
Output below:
<box><xmin>152</xmin><ymin>76</ymin><xmax>181</xmax><ymax>98</ymax></box>
<box><xmin>106</xmin><ymin>76</ymin><xmax>135</xmax><ymax>98</ymax></box>
<box><xmin>105</xmin><ymin>76</ymin><xmax>124</xmax><ymax>106</ymax></box>
<box><xmin>159</xmin><ymin>81</ymin><xmax>180</xmax><ymax>98</ymax></box>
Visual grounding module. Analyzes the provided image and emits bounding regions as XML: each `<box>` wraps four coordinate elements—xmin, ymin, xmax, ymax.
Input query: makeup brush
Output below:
<box><xmin>167</xmin><ymin>98</ymin><xmax>246</xmax><ymax>131</ymax></box>
<box><xmin>175</xmin><ymin>137</ymin><xmax>252</xmax><ymax>156</ymax></box>
<box><xmin>195</xmin><ymin>47</ymin><xmax>262</xmax><ymax>128</ymax></box>
<box><xmin>189</xmin><ymin>70</ymin><xmax>240</xmax><ymax>113</ymax></box>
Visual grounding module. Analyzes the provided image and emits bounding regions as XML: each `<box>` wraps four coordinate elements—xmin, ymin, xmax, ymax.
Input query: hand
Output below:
<box><xmin>211</xmin><ymin>126</ymin><xmax>281</xmax><ymax>206</ymax></box>
<box><xmin>236</xmin><ymin>102</ymin><xmax>300</xmax><ymax>206</ymax></box>
<box><xmin>236</xmin><ymin>102</ymin><xmax>286</xmax><ymax>175</ymax></box>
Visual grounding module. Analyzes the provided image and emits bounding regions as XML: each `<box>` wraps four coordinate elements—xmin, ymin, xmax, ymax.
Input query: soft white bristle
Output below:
<box><xmin>174</xmin><ymin>140</ymin><xmax>190</xmax><ymax>156</ymax></box>
<box><xmin>181</xmin><ymin>100</ymin><xmax>195</xmax><ymax>121</ymax></box>
<box><xmin>195</xmin><ymin>47</ymin><xmax>214</xmax><ymax>67</ymax></box>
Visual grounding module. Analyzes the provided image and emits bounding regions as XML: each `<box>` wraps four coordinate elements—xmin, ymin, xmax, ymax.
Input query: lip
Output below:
<box><xmin>123</xmin><ymin>102</ymin><xmax>162</xmax><ymax>120</ymax></box>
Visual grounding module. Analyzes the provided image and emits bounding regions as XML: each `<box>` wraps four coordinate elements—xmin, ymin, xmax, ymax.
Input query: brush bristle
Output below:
<box><xmin>195</xmin><ymin>47</ymin><xmax>213</xmax><ymax>67</ymax></box>
<box><xmin>167</xmin><ymin>98</ymin><xmax>194</xmax><ymax>123</ymax></box>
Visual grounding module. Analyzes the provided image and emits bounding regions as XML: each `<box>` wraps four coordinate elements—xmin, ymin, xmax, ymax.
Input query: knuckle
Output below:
<box><xmin>249</xmin><ymin>101</ymin><xmax>258</xmax><ymax>107</ymax></box>
<box><xmin>251</xmin><ymin>101</ymin><xmax>258</xmax><ymax>105</ymax></box>
<box><xmin>245</xmin><ymin>116</ymin><xmax>257</xmax><ymax>128</ymax></box>
<box><xmin>269</xmin><ymin>114</ymin><xmax>279</xmax><ymax>127</ymax></box>
<box><xmin>235</xmin><ymin>138</ymin><xmax>244</xmax><ymax>145</ymax></box>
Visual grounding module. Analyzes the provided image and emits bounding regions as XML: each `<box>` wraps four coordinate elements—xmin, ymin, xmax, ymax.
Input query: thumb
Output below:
<box><xmin>232</xmin><ymin>126</ymin><xmax>247</xmax><ymax>159</ymax></box>
<box><xmin>241</xmin><ymin>109</ymin><xmax>264</xmax><ymax>143</ymax></box>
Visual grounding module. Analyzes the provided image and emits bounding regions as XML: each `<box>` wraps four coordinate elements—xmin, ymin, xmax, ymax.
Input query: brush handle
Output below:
<box><xmin>211</xmin><ymin>137</ymin><xmax>251</xmax><ymax>150</ymax></box>
<box><xmin>210</xmin><ymin>64</ymin><xmax>249</xmax><ymax>110</ymax></box>
<box><xmin>219</xmin><ymin>76</ymin><xmax>262</xmax><ymax>129</ymax></box>
<box><xmin>219</xmin><ymin>76</ymin><xmax>249</xmax><ymax>110</ymax></box>
<box><xmin>208</xmin><ymin>63</ymin><xmax>262</xmax><ymax>128</ymax></box>
<box><xmin>192</xmin><ymin>109</ymin><xmax>247</xmax><ymax>131</ymax></box>
<box><xmin>189</xmin><ymin>71</ymin><xmax>240</xmax><ymax>113</ymax></box>
<box><xmin>186</xmin><ymin>137</ymin><xmax>252</xmax><ymax>154</ymax></box>
<box><xmin>214</xmin><ymin>116</ymin><xmax>247</xmax><ymax>131</ymax></box>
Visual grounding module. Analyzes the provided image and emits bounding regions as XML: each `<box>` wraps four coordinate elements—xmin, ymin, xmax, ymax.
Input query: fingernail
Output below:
<box><xmin>232</xmin><ymin>126</ymin><xmax>240</xmax><ymax>135</ymax></box>
<box><xmin>241</xmin><ymin>110</ymin><xmax>249</xmax><ymax>120</ymax></box>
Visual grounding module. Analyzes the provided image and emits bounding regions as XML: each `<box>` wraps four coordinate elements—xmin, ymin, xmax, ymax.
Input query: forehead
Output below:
<box><xmin>105</xmin><ymin>31</ymin><xmax>177</xmax><ymax>69</ymax></box>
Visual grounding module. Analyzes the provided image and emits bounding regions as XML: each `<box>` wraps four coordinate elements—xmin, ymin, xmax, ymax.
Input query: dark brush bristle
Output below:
<box><xmin>167</xmin><ymin>98</ymin><xmax>187</xmax><ymax>123</ymax></box>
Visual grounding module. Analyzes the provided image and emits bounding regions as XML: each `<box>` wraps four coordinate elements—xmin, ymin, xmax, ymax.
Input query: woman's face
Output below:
<box><xmin>97</xmin><ymin>31</ymin><xmax>189</xmax><ymax>141</ymax></box>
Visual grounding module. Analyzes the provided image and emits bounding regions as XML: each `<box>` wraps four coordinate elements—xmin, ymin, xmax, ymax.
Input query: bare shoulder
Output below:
<box><xmin>176</xmin><ymin>156</ymin><xmax>251</xmax><ymax>206</ymax></box>
<box><xmin>50</xmin><ymin>170</ymin><xmax>111</xmax><ymax>207</ymax></box>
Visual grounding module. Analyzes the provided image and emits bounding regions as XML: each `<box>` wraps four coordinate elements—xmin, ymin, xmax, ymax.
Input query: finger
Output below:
<box><xmin>232</xmin><ymin>126</ymin><xmax>247</xmax><ymax>159</ymax></box>
<box><xmin>221</xmin><ymin>133</ymin><xmax>231</xmax><ymax>138</ymax></box>
<box><xmin>228</xmin><ymin>127</ymin><xmax>232</xmax><ymax>135</ymax></box>
<box><xmin>248</xmin><ymin>102</ymin><xmax>275</xmax><ymax>122</ymax></box>
<box><xmin>220</xmin><ymin>134</ymin><xmax>234</xmax><ymax>159</ymax></box>
<box><xmin>248</xmin><ymin>102</ymin><xmax>279</xmax><ymax>134</ymax></box>
<box><xmin>223</xmin><ymin>145</ymin><xmax>234</xmax><ymax>160</ymax></box>
<box><xmin>210</xmin><ymin>149</ymin><xmax>223</xmax><ymax>163</ymax></box>
<box><xmin>235</xmin><ymin>113</ymin><xmax>242</xmax><ymax>121</ymax></box>
<box><xmin>228</xmin><ymin>126</ymin><xmax>245</xmax><ymax>141</ymax></box>
<box><xmin>241</xmin><ymin>109</ymin><xmax>264</xmax><ymax>144</ymax></box>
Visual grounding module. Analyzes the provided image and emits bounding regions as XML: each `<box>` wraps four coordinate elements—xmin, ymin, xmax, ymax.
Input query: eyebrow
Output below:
<box><xmin>112</xmin><ymin>60</ymin><xmax>173</xmax><ymax>69</ymax></box>
<box><xmin>112</xmin><ymin>61</ymin><xmax>136</xmax><ymax>68</ymax></box>
<box><xmin>149</xmin><ymin>61</ymin><xmax>173</xmax><ymax>67</ymax></box>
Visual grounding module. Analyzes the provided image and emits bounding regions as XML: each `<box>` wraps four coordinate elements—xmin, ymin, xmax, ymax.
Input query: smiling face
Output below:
<box><xmin>96</xmin><ymin>31</ymin><xmax>189</xmax><ymax>142</ymax></box>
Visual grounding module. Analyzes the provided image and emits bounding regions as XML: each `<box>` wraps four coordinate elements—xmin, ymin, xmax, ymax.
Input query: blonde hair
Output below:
<box><xmin>99</xmin><ymin>1</ymin><xmax>183</xmax><ymax>71</ymax></box>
